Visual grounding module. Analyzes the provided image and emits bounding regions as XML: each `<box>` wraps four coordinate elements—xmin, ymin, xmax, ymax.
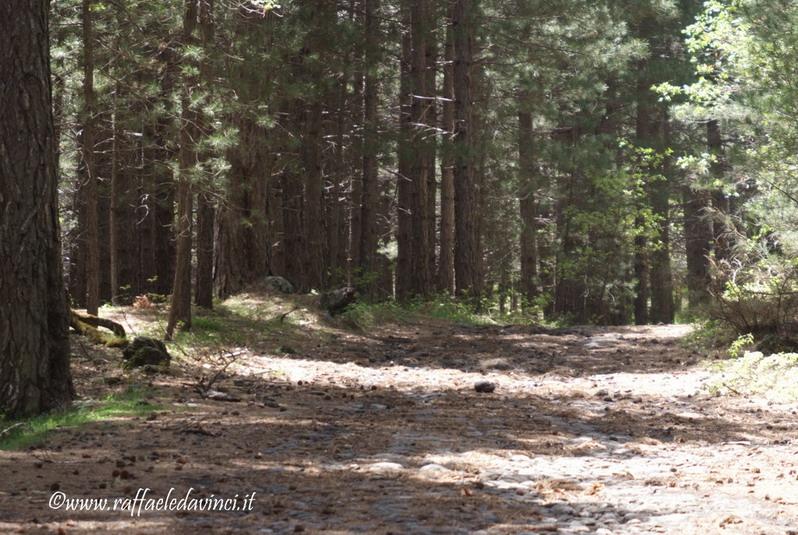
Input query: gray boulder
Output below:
<box><xmin>264</xmin><ymin>276</ymin><xmax>295</xmax><ymax>294</ymax></box>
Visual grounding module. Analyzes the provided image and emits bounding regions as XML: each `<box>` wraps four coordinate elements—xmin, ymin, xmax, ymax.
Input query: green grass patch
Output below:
<box><xmin>339</xmin><ymin>296</ymin><xmax>541</xmax><ymax>330</ymax></box>
<box><xmin>0</xmin><ymin>387</ymin><xmax>158</xmax><ymax>451</ymax></box>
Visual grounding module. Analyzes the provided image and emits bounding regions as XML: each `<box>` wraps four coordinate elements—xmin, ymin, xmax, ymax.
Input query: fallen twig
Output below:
<box><xmin>0</xmin><ymin>422</ymin><xmax>27</xmax><ymax>438</ymax></box>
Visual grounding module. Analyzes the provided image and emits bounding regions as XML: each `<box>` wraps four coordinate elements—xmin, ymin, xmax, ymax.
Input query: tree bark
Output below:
<box><xmin>648</xmin><ymin>109</ymin><xmax>675</xmax><ymax>324</ymax></box>
<box><xmin>195</xmin><ymin>190</ymin><xmax>214</xmax><ymax>308</ymax></box>
<box><xmin>436</xmin><ymin>16</ymin><xmax>455</xmax><ymax>294</ymax></box>
<box><xmin>518</xmin><ymin>103</ymin><xmax>538</xmax><ymax>305</ymax></box>
<box><xmin>0</xmin><ymin>0</ymin><xmax>74</xmax><ymax>416</ymax></box>
<box><xmin>82</xmin><ymin>0</ymin><xmax>100</xmax><ymax>315</ymax></box>
<box><xmin>396</xmin><ymin>23</ymin><xmax>413</xmax><ymax>300</ymax></box>
<box><xmin>452</xmin><ymin>0</ymin><xmax>480</xmax><ymax>298</ymax></box>
<box><xmin>166</xmin><ymin>0</ymin><xmax>200</xmax><ymax>339</ymax></box>
<box><xmin>194</xmin><ymin>0</ymin><xmax>214</xmax><ymax>308</ymax></box>
<box><xmin>359</xmin><ymin>0</ymin><xmax>381</xmax><ymax>294</ymax></box>
<box><xmin>683</xmin><ymin>183</ymin><xmax>712</xmax><ymax>308</ymax></box>
<box><xmin>424</xmin><ymin>7</ymin><xmax>438</xmax><ymax>290</ymax></box>
<box><xmin>408</xmin><ymin>0</ymin><xmax>433</xmax><ymax>296</ymax></box>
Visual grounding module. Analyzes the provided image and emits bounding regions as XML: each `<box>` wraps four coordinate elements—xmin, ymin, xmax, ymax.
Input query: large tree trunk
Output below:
<box><xmin>298</xmin><ymin>2</ymin><xmax>332</xmax><ymax>292</ymax></box>
<box><xmin>436</xmin><ymin>16</ymin><xmax>455</xmax><ymax>294</ymax></box>
<box><xmin>166</xmin><ymin>0</ymin><xmax>200</xmax><ymax>339</ymax></box>
<box><xmin>195</xmin><ymin>190</ymin><xmax>214</xmax><ymax>308</ymax></box>
<box><xmin>302</xmin><ymin>100</ymin><xmax>326</xmax><ymax>291</ymax></box>
<box><xmin>648</xmin><ymin>109</ymin><xmax>675</xmax><ymax>323</ymax></box>
<box><xmin>518</xmin><ymin>103</ymin><xmax>538</xmax><ymax>305</ymax></box>
<box><xmin>0</xmin><ymin>0</ymin><xmax>74</xmax><ymax>416</ymax></box>
<box><xmin>396</xmin><ymin>25</ymin><xmax>413</xmax><ymax>300</ymax></box>
<box><xmin>215</xmin><ymin>117</ymin><xmax>269</xmax><ymax>298</ymax></box>
<box><xmin>151</xmin><ymin>47</ymin><xmax>177</xmax><ymax>296</ymax></box>
<box><xmin>194</xmin><ymin>0</ymin><xmax>215</xmax><ymax>308</ymax></box>
<box><xmin>424</xmin><ymin>7</ymin><xmax>438</xmax><ymax>291</ymax></box>
<box><xmin>452</xmin><ymin>0</ymin><xmax>480</xmax><ymax>298</ymax></box>
<box><xmin>358</xmin><ymin>0</ymin><xmax>381</xmax><ymax>295</ymax></box>
<box><xmin>109</xmin><ymin>86</ymin><xmax>121</xmax><ymax>305</ymax></box>
<box><xmin>683</xmin><ymin>183</ymin><xmax>712</xmax><ymax>308</ymax></box>
<box><xmin>82</xmin><ymin>0</ymin><xmax>100</xmax><ymax>315</ymax></box>
<box><xmin>407</xmin><ymin>0</ymin><xmax>433</xmax><ymax>296</ymax></box>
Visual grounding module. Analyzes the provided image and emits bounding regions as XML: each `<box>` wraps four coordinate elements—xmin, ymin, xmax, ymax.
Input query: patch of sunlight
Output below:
<box><xmin>707</xmin><ymin>351</ymin><xmax>798</xmax><ymax>402</ymax></box>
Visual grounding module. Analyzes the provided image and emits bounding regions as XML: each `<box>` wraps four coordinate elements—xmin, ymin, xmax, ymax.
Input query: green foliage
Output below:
<box><xmin>728</xmin><ymin>332</ymin><xmax>755</xmax><ymax>358</ymax></box>
<box><xmin>710</xmin><ymin>253</ymin><xmax>798</xmax><ymax>339</ymax></box>
<box><xmin>340</xmin><ymin>295</ymin><xmax>543</xmax><ymax>331</ymax></box>
<box><xmin>0</xmin><ymin>387</ymin><xmax>157</xmax><ymax>451</ymax></box>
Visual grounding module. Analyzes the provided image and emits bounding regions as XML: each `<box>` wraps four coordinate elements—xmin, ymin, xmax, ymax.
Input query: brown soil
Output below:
<box><xmin>2</xmin><ymin>315</ymin><xmax>798</xmax><ymax>534</ymax></box>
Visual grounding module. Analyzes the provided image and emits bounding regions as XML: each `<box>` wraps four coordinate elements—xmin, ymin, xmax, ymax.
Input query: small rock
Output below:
<box><xmin>475</xmin><ymin>381</ymin><xmax>496</xmax><ymax>393</ymax></box>
<box><xmin>419</xmin><ymin>463</ymin><xmax>450</xmax><ymax>473</ymax></box>
<box><xmin>367</xmin><ymin>462</ymin><xmax>404</xmax><ymax>473</ymax></box>
<box><xmin>205</xmin><ymin>390</ymin><xmax>241</xmax><ymax>402</ymax></box>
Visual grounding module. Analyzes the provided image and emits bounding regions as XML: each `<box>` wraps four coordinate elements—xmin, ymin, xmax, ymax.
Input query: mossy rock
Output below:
<box><xmin>122</xmin><ymin>337</ymin><xmax>171</xmax><ymax>370</ymax></box>
<box><xmin>264</xmin><ymin>276</ymin><xmax>295</xmax><ymax>294</ymax></box>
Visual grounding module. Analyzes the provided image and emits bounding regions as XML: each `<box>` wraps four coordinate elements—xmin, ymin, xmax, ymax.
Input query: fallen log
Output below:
<box><xmin>70</xmin><ymin>310</ymin><xmax>127</xmax><ymax>346</ymax></box>
<box><xmin>72</xmin><ymin>310</ymin><xmax>126</xmax><ymax>337</ymax></box>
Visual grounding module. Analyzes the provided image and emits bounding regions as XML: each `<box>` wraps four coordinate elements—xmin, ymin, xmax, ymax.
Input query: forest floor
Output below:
<box><xmin>2</xmin><ymin>290</ymin><xmax>798</xmax><ymax>534</ymax></box>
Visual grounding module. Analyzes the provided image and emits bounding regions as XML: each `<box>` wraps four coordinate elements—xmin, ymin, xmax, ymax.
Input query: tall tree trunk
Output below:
<box><xmin>194</xmin><ymin>0</ymin><xmax>214</xmax><ymax>308</ymax></box>
<box><xmin>408</xmin><ymin>0</ymin><xmax>432</xmax><ymax>296</ymax></box>
<box><xmin>0</xmin><ymin>0</ymin><xmax>74</xmax><ymax>416</ymax></box>
<box><xmin>634</xmin><ymin>65</ymin><xmax>653</xmax><ymax>325</ymax></box>
<box><xmin>166</xmin><ymin>0</ymin><xmax>200</xmax><ymax>339</ymax></box>
<box><xmin>109</xmin><ymin>86</ymin><xmax>121</xmax><ymax>305</ymax></box>
<box><xmin>359</xmin><ymin>0</ymin><xmax>381</xmax><ymax>294</ymax></box>
<box><xmin>298</xmin><ymin>2</ymin><xmax>331</xmax><ymax>291</ymax></box>
<box><xmin>350</xmin><ymin>2</ymin><xmax>365</xmax><ymax>276</ymax></box>
<box><xmin>436</xmin><ymin>17</ymin><xmax>455</xmax><ymax>294</ymax></box>
<box><xmin>396</xmin><ymin>24</ymin><xmax>413</xmax><ymax>300</ymax></box>
<box><xmin>151</xmin><ymin>46</ymin><xmax>177</xmax><ymax>296</ymax></box>
<box><xmin>302</xmin><ymin>100</ymin><xmax>326</xmax><ymax>291</ymax></box>
<box><xmin>683</xmin><ymin>183</ymin><xmax>712</xmax><ymax>308</ymax></box>
<box><xmin>633</xmin><ymin>216</ymin><xmax>649</xmax><ymax>325</ymax></box>
<box><xmin>648</xmin><ymin>109</ymin><xmax>674</xmax><ymax>323</ymax></box>
<box><xmin>452</xmin><ymin>0</ymin><xmax>480</xmax><ymax>298</ymax></box>
<box><xmin>518</xmin><ymin>102</ymin><xmax>538</xmax><ymax>305</ymax></box>
<box><xmin>195</xmin><ymin>191</ymin><xmax>214</xmax><ymax>307</ymax></box>
<box><xmin>424</xmin><ymin>8</ymin><xmax>438</xmax><ymax>289</ymax></box>
<box><xmin>82</xmin><ymin>0</ymin><xmax>100</xmax><ymax>315</ymax></box>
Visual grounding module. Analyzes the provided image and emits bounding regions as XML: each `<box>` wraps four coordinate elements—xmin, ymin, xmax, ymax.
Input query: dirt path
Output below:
<box><xmin>2</xmin><ymin>322</ymin><xmax>798</xmax><ymax>534</ymax></box>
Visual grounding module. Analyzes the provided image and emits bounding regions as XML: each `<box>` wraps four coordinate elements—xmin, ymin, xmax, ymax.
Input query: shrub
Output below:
<box><xmin>709</xmin><ymin>255</ymin><xmax>798</xmax><ymax>340</ymax></box>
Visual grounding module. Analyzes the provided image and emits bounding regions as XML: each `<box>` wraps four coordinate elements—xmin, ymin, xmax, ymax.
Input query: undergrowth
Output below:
<box><xmin>339</xmin><ymin>296</ymin><xmax>541</xmax><ymax>330</ymax></box>
<box><xmin>0</xmin><ymin>387</ymin><xmax>158</xmax><ymax>451</ymax></box>
<box><xmin>706</xmin><ymin>351</ymin><xmax>798</xmax><ymax>402</ymax></box>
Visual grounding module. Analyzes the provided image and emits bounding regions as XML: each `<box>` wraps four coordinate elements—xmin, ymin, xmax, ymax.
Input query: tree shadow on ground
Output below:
<box><xmin>1</xmin><ymin>332</ymin><xmax>792</xmax><ymax>533</ymax></box>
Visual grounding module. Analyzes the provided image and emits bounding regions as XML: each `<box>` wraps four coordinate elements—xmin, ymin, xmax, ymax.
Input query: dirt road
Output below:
<box><xmin>2</xmin><ymin>322</ymin><xmax>798</xmax><ymax>534</ymax></box>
